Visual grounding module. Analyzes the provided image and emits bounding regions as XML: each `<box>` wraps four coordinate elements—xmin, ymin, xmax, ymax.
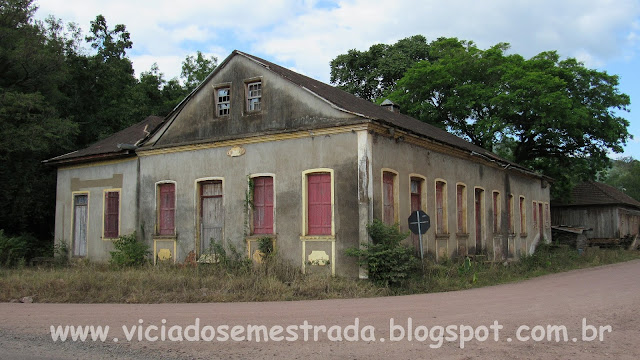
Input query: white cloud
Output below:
<box><xmin>34</xmin><ymin>0</ymin><xmax>640</xmax><ymax>82</ymax></box>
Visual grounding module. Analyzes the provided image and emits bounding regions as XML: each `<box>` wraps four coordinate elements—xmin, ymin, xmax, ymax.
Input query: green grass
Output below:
<box><xmin>0</xmin><ymin>245</ymin><xmax>638</xmax><ymax>303</ymax></box>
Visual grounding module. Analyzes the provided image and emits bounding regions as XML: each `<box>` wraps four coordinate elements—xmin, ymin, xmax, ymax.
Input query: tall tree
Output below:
<box><xmin>331</xmin><ymin>36</ymin><xmax>631</xmax><ymax>198</ymax></box>
<box><xmin>180</xmin><ymin>50</ymin><xmax>217</xmax><ymax>92</ymax></box>
<box><xmin>600</xmin><ymin>157</ymin><xmax>640</xmax><ymax>201</ymax></box>
<box><xmin>0</xmin><ymin>0</ymin><xmax>78</xmax><ymax>239</ymax></box>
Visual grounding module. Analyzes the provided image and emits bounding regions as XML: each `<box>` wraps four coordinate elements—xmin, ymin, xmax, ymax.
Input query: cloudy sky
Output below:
<box><xmin>35</xmin><ymin>0</ymin><xmax>640</xmax><ymax>158</ymax></box>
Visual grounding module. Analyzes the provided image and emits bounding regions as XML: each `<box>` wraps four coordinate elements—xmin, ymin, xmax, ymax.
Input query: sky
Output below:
<box><xmin>34</xmin><ymin>0</ymin><xmax>640</xmax><ymax>159</ymax></box>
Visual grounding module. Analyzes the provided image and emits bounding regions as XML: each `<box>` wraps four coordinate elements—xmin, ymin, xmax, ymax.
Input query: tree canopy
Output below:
<box><xmin>331</xmin><ymin>36</ymin><xmax>631</xmax><ymax>198</ymax></box>
<box><xmin>600</xmin><ymin>157</ymin><xmax>640</xmax><ymax>202</ymax></box>
<box><xmin>0</xmin><ymin>0</ymin><xmax>217</xmax><ymax>242</ymax></box>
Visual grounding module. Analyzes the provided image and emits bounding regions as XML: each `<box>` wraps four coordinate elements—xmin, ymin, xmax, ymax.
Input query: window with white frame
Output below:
<box><xmin>216</xmin><ymin>87</ymin><xmax>230</xmax><ymax>116</ymax></box>
<box><xmin>247</xmin><ymin>81</ymin><xmax>261</xmax><ymax>111</ymax></box>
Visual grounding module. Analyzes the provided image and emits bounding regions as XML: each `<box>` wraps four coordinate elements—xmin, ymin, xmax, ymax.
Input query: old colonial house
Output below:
<box><xmin>46</xmin><ymin>51</ymin><xmax>551</xmax><ymax>277</ymax></box>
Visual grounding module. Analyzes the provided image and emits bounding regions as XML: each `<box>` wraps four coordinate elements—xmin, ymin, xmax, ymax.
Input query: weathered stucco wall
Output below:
<box><xmin>54</xmin><ymin>158</ymin><xmax>139</xmax><ymax>261</ymax></box>
<box><xmin>138</xmin><ymin>131</ymin><xmax>362</xmax><ymax>276</ymax></box>
<box><xmin>371</xmin><ymin>133</ymin><xmax>551</xmax><ymax>260</ymax></box>
<box><xmin>152</xmin><ymin>55</ymin><xmax>360</xmax><ymax>148</ymax></box>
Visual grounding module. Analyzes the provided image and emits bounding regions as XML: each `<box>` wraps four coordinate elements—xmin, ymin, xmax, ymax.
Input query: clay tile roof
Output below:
<box><xmin>554</xmin><ymin>181</ymin><xmax>640</xmax><ymax>209</ymax></box>
<box><xmin>45</xmin><ymin>115</ymin><xmax>164</xmax><ymax>165</ymax></box>
<box><xmin>236</xmin><ymin>51</ymin><xmax>533</xmax><ymax>174</ymax></box>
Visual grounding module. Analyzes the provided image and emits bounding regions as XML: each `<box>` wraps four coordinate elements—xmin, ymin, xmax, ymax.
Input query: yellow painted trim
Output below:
<box><xmin>59</xmin><ymin>157</ymin><xmax>136</xmax><ymax>171</ymax></box>
<box><xmin>301</xmin><ymin>168</ymin><xmax>335</xmax><ymax>237</ymax></box>
<box><xmin>331</xmin><ymin>241</ymin><xmax>336</xmax><ymax>276</ymax></box>
<box><xmin>519</xmin><ymin>195</ymin><xmax>527</xmax><ymax>236</ymax></box>
<box><xmin>138</xmin><ymin>124</ymin><xmax>368</xmax><ymax>157</ymax></box>
<box><xmin>532</xmin><ymin>200</ymin><xmax>538</xmax><ymax>231</ymax></box>
<box><xmin>492</xmin><ymin>190</ymin><xmax>501</xmax><ymax>233</ymax></box>
<box><xmin>248</xmin><ymin>173</ymin><xmax>276</xmax><ymax>236</ymax></box>
<box><xmin>434</xmin><ymin>178</ymin><xmax>449</xmax><ymax>234</ymax></box>
<box><xmin>408</xmin><ymin>174</ymin><xmax>427</xmax><ymax>213</ymax></box>
<box><xmin>101</xmin><ymin>188</ymin><xmax>122</xmax><ymax>240</ymax></box>
<box><xmin>508</xmin><ymin>194</ymin><xmax>515</xmax><ymax>234</ymax></box>
<box><xmin>153</xmin><ymin>238</ymin><xmax>177</xmax><ymax>265</ymax></box>
<box><xmin>155</xmin><ymin>180</ymin><xmax>177</xmax><ymax>236</ymax></box>
<box><xmin>70</xmin><ymin>191</ymin><xmax>90</xmax><ymax>257</ymax></box>
<box><xmin>381</xmin><ymin>168</ymin><xmax>400</xmax><ymax>225</ymax></box>
<box><xmin>299</xmin><ymin>236</ymin><xmax>336</xmax><ymax>241</ymax></box>
<box><xmin>455</xmin><ymin>182</ymin><xmax>468</xmax><ymax>234</ymax></box>
<box><xmin>474</xmin><ymin>187</ymin><xmax>486</xmax><ymax>250</ymax></box>
<box><xmin>301</xmin><ymin>240</ymin><xmax>306</xmax><ymax>274</ymax></box>
<box><xmin>194</xmin><ymin>177</ymin><xmax>225</xmax><ymax>255</ymax></box>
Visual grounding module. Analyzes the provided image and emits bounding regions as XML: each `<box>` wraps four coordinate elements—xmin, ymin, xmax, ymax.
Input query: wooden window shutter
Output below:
<box><xmin>383</xmin><ymin>172</ymin><xmax>395</xmax><ymax>225</ymax></box>
<box><xmin>436</xmin><ymin>181</ymin><xmax>445</xmax><ymax>233</ymax></box>
<box><xmin>307</xmin><ymin>173</ymin><xmax>331</xmax><ymax>235</ymax></box>
<box><xmin>159</xmin><ymin>183</ymin><xmax>175</xmax><ymax>235</ymax></box>
<box><xmin>104</xmin><ymin>191</ymin><xmax>120</xmax><ymax>238</ymax></box>
<box><xmin>253</xmin><ymin>177</ymin><xmax>274</xmax><ymax>234</ymax></box>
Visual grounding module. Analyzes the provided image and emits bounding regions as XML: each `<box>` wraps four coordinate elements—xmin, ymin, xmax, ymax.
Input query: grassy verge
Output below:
<box><xmin>0</xmin><ymin>245</ymin><xmax>638</xmax><ymax>303</ymax></box>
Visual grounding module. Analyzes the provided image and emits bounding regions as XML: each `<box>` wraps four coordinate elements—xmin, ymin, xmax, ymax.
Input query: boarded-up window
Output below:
<box><xmin>519</xmin><ymin>196</ymin><xmax>526</xmax><ymax>235</ymax></box>
<box><xmin>253</xmin><ymin>176</ymin><xmax>274</xmax><ymax>234</ymax></box>
<box><xmin>436</xmin><ymin>181</ymin><xmax>446</xmax><ymax>234</ymax></box>
<box><xmin>308</xmin><ymin>173</ymin><xmax>331</xmax><ymax>235</ymax></box>
<box><xmin>73</xmin><ymin>194</ymin><xmax>88</xmax><ymax>257</ymax></box>
<box><xmin>383</xmin><ymin>172</ymin><xmax>396</xmax><ymax>225</ymax></box>
<box><xmin>410</xmin><ymin>177</ymin><xmax>423</xmax><ymax>252</ymax></box>
<box><xmin>456</xmin><ymin>184</ymin><xmax>467</xmax><ymax>233</ymax></box>
<box><xmin>199</xmin><ymin>181</ymin><xmax>223</xmax><ymax>252</ymax></box>
<box><xmin>158</xmin><ymin>183</ymin><xmax>175</xmax><ymax>236</ymax></box>
<box><xmin>103</xmin><ymin>191</ymin><xmax>120</xmax><ymax>238</ymax></box>
<box><xmin>532</xmin><ymin>201</ymin><xmax>538</xmax><ymax>230</ymax></box>
<box><xmin>493</xmin><ymin>192</ymin><xmax>500</xmax><ymax>233</ymax></box>
<box><xmin>508</xmin><ymin>194</ymin><xmax>514</xmax><ymax>234</ymax></box>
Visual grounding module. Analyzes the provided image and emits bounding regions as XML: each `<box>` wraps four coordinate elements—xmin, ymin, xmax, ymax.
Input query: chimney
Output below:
<box><xmin>381</xmin><ymin>99</ymin><xmax>400</xmax><ymax>113</ymax></box>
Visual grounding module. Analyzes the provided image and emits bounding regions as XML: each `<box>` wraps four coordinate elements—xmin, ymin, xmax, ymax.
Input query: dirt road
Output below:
<box><xmin>1</xmin><ymin>260</ymin><xmax>639</xmax><ymax>359</ymax></box>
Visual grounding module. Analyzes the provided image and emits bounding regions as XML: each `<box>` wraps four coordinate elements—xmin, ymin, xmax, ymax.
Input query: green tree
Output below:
<box><xmin>180</xmin><ymin>50</ymin><xmax>217</xmax><ymax>92</ymax></box>
<box><xmin>331</xmin><ymin>36</ymin><xmax>631</xmax><ymax>199</ymax></box>
<box><xmin>600</xmin><ymin>157</ymin><xmax>640</xmax><ymax>201</ymax></box>
<box><xmin>0</xmin><ymin>0</ymin><xmax>78</xmax><ymax>240</ymax></box>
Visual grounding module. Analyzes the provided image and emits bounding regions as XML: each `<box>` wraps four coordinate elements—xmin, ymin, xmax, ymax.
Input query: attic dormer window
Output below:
<box><xmin>216</xmin><ymin>87</ymin><xmax>230</xmax><ymax>116</ymax></box>
<box><xmin>247</xmin><ymin>81</ymin><xmax>261</xmax><ymax>111</ymax></box>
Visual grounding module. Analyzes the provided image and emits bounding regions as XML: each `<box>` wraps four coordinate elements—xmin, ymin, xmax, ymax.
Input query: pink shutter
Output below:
<box><xmin>457</xmin><ymin>185</ymin><xmax>464</xmax><ymax>232</ymax></box>
<box><xmin>383</xmin><ymin>173</ymin><xmax>395</xmax><ymax>225</ymax></box>
<box><xmin>308</xmin><ymin>173</ymin><xmax>331</xmax><ymax>235</ymax></box>
<box><xmin>253</xmin><ymin>177</ymin><xmax>274</xmax><ymax>234</ymax></box>
<box><xmin>104</xmin><ymin>191</ymin><xmax>119</xmax><ymax>238</ymax></box>
<box><xmin>436</xmin><ymin>182</ymin><xmax>444</xmax><ymax>233</ymax></box>
<box><xmin>159</xmin><ymin>183</ymin><xmax>175</xmax><ymax>235</ymax></box>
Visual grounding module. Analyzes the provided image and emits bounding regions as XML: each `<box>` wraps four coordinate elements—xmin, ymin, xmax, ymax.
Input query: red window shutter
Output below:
<box><xmin>253</xmin><ymin>177</ymin><xmax>274</xmax><ymax>234</ymax></box>
<box><xmin>533</xmin><ymin>202</ymin><xmax>537</xmax><ymax>229</ymax></box>
<box><xmin>410</xmin><ymin>180</ymin><xmax>421</xmax><ymax>212</ymax></box>
<box><xmin>457</xmin><ymin>185</ymin><xmax>464</xmax><ymax>233</ymax></box>
<box><xmin>508</xmin><ymin>196</ymin><xmax>513</xmax><ymax>233</ymax></box>
<box><xmin>493</xmin><ymin>193</ymin><xmax>499</xmax><ymax>232</ymax></box>
<box><xmin>104</xmin><ymin>191</ymin><xmax>119</xmax><ymax>238</ymax></box>
<box><xmin>308</xmin><ymin>173</ymin><xmax>331</xmax><ymax>235</ymax></box>
<box><xmin>383</xmin><ymin>173</ymin><xmax>395</xmax><ymax>225</ymax></box>
<box><xmin>436</xmin><ymin>182</ymin><xmax>444</xmax><ymax>233</ymax></box>
<box><xmin>159</xmin><ymin>183</ymin><xmax>175</xmax><ymax>235</ymax></box>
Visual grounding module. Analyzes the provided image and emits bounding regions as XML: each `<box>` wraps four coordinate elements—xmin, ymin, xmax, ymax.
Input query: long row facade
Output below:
<box><xmin>49</xmin><ymin>51</ymin><xmax>551</xmax><ymax>277</ymax></box>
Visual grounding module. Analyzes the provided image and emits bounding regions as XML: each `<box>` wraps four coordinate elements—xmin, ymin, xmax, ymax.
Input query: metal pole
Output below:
<box><xmin>417</xmin><ymin>216</ymin><xmax>424</xmax><ymax>262</ymax></box>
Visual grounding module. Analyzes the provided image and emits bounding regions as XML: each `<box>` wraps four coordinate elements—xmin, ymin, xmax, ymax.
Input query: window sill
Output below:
<box><xmin>300</xmin><ymin>235</ymin><xmax>335</xmax><ymax>241</ymax></box>
<box><xmin>102</xmin><ymin>237</ymin><xmax>119</xmax><ymax>241</ymax></box>
<box><xmin>520</xmin><ymin>233</ymin><xmax>528</xmax><ymax>238</ymax></box>
<box><xmin>246</xmin><ymin>234</ymin><xmax>277</xmax><ymax>240</ymax></box>
<box><xmin>455</xmin><ymin>232</ymin><xmax>470</xmax><ymax>238</ymax></box>
<box><xmin>154</xmin><ymin>235</ymin><xmax>177</xmax><ymax>241</ymax></box>
<box><xmin>435</xmin><ymin>233</ymin><xmax>450</xmax><ymax>239</ymax></box>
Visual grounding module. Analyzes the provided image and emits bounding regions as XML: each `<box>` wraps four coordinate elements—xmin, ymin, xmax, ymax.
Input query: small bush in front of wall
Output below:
<box><xmin>257</xmin><ymin>236</ymin><xmax>274</xmax><ymax>258</ymax></box>
<box><xmin>200</xmin><ymin>238</ymin><xmax>252</xmax><ymax>273</ymax></box>
<box><xmin>345</xmin><ymin>219</ymin><xmax>418</xmax><ymax>287</ymax></box>
<box><xmin>109</xmin><ymin>232</ymin><xmax>150</xmax><ymax>267</ymax></box>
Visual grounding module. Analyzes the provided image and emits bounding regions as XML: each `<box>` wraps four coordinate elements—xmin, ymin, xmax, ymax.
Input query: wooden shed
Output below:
<box><xmin>551</xmin><ymin>181</ymin><xmax>640</xmax><ymax>246</ymax></box>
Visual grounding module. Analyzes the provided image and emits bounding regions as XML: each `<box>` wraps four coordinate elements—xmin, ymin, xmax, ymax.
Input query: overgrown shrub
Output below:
<box><xmin>0</xmin><ymin>230</ymin><xmax>37</xmax><ymax>267</ymax></box>
<box><xmin>346</xmin><ymin>220</ymin><xmax>418</xmax><ymax>286</ymax></box>
<box><xmin>200</xmin><ymin>238</ymin><xmax>252</xmax><ymax>273</ymax></box>
<box><xmin>109</xmin><ymin>232</ymin><xmax>150</xmax><ymax>267</ymax></box>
